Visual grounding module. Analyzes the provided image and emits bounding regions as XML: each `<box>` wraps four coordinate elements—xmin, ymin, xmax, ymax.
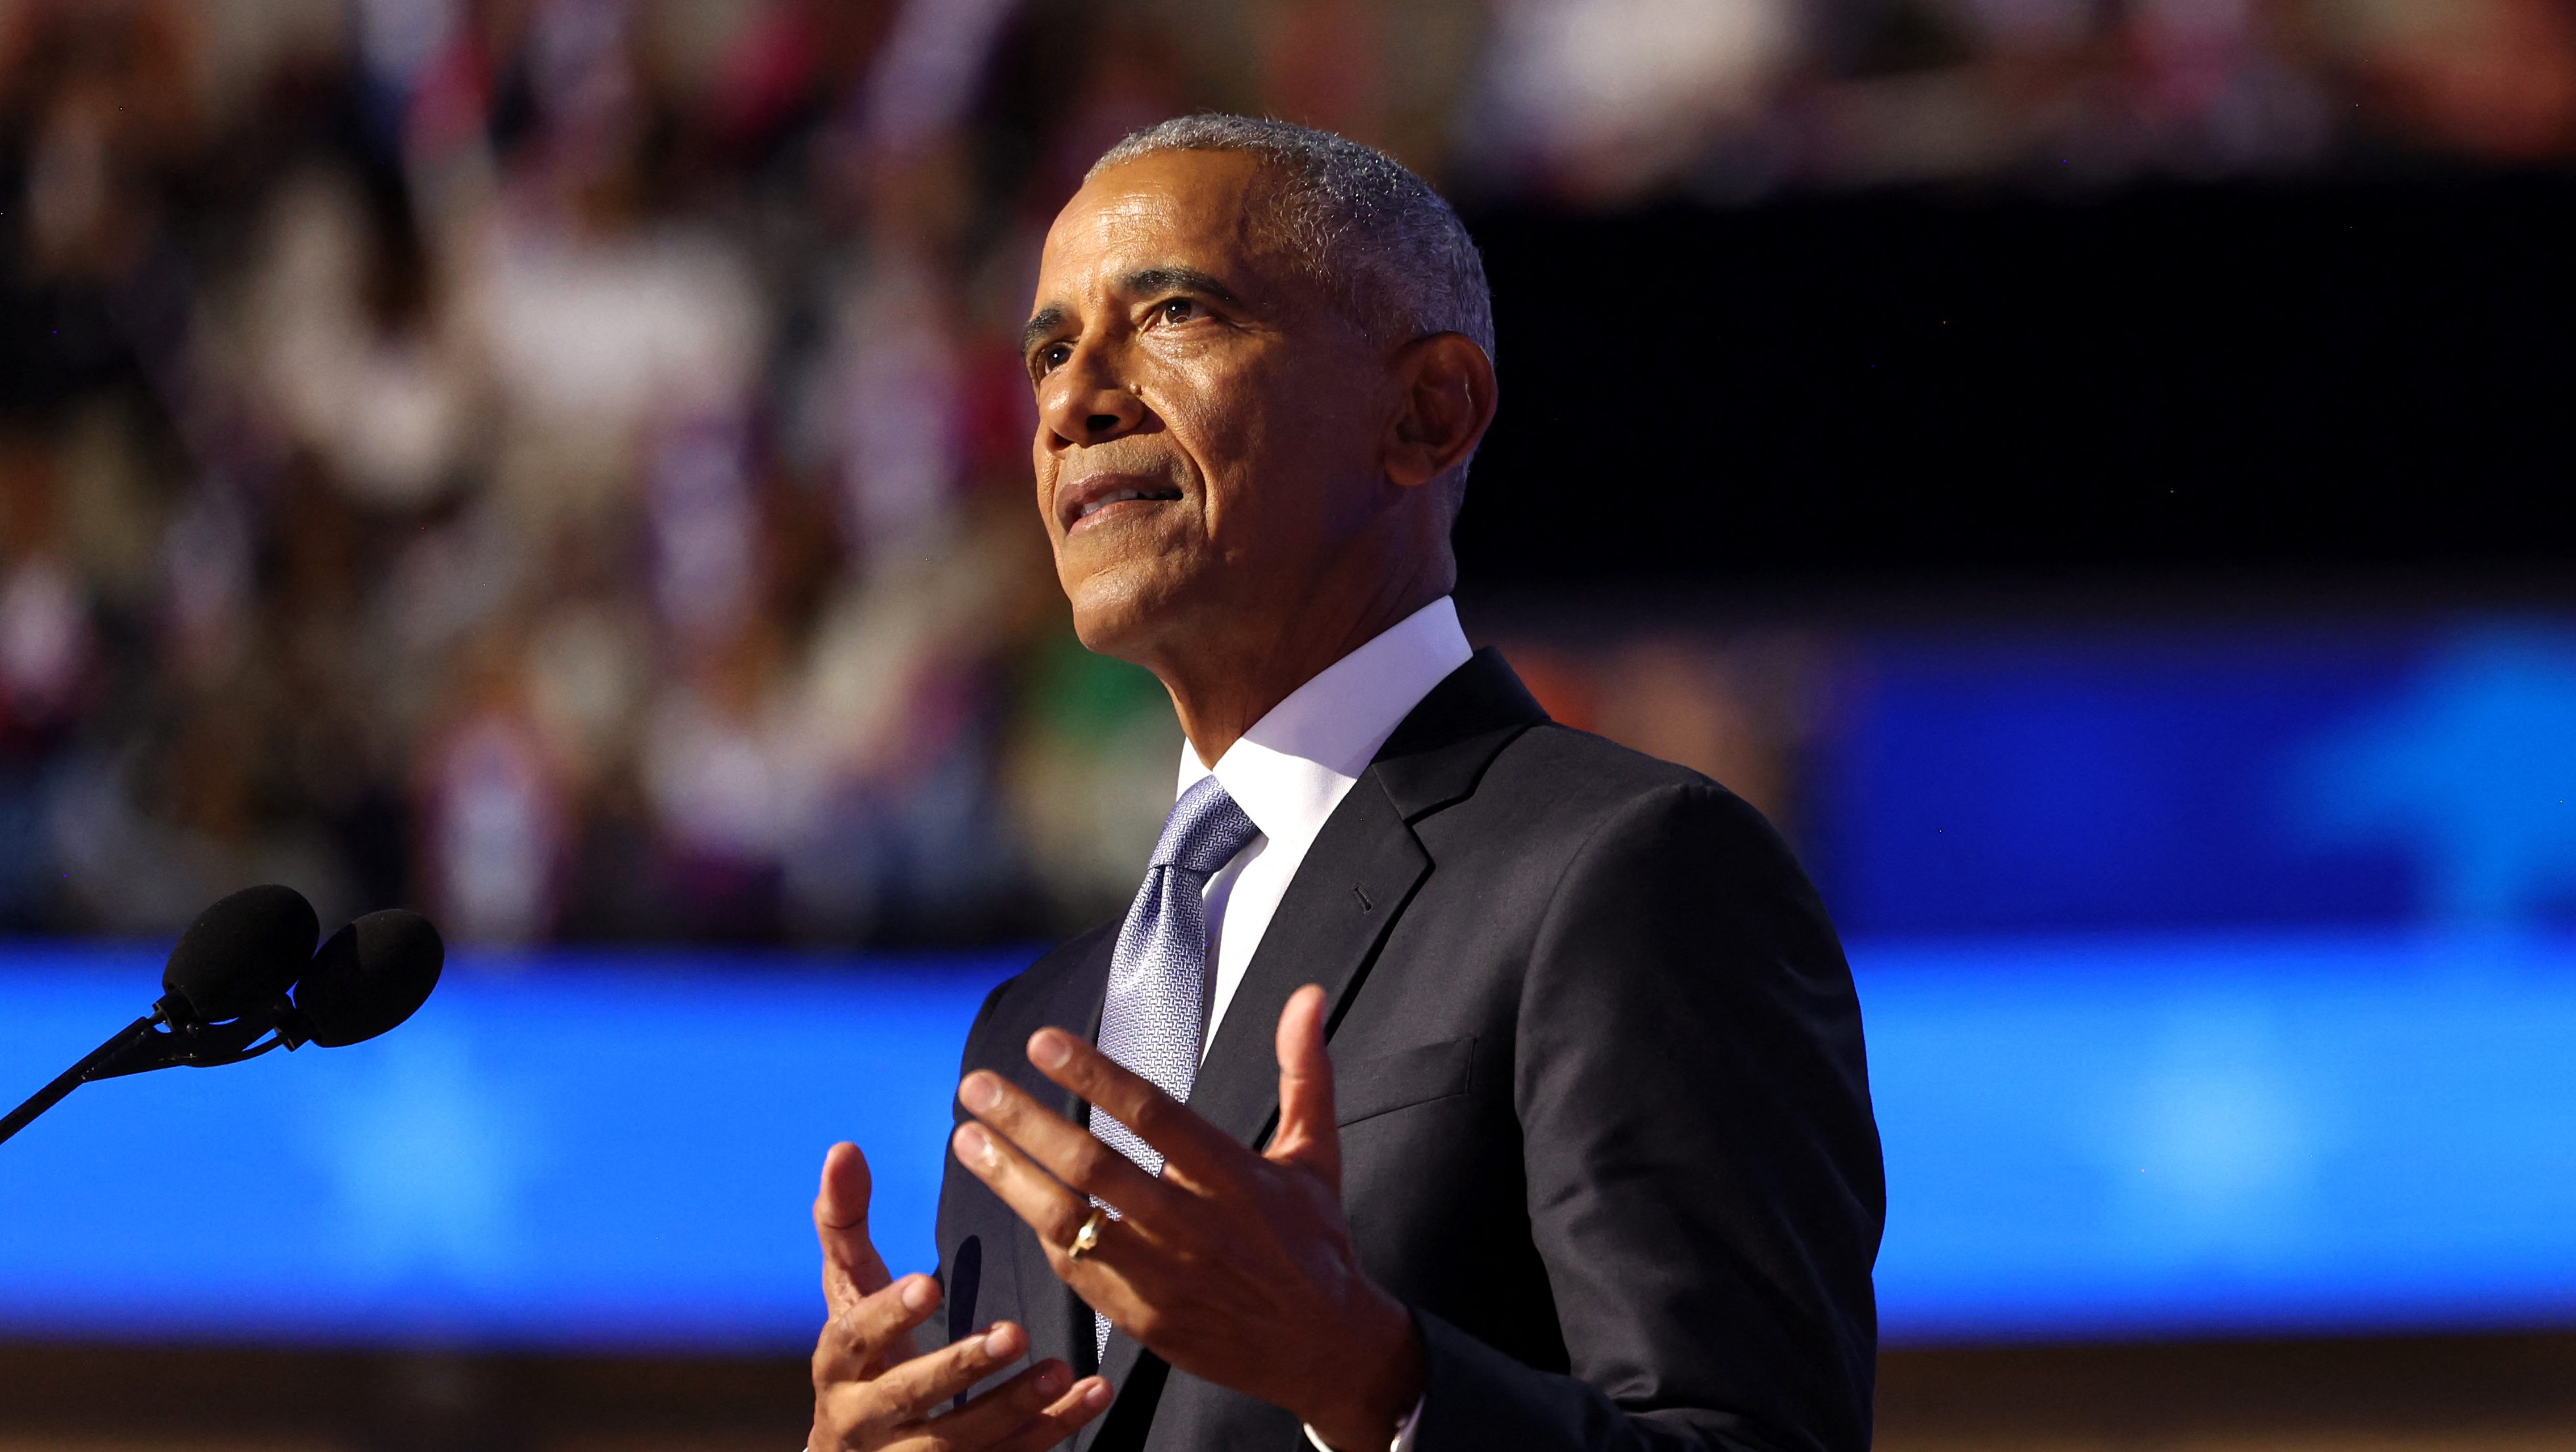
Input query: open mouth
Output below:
<box><xmin>1061</xmin><ymin>475</ymin><xmax>1184</xmax><ymax>533</ymax></box>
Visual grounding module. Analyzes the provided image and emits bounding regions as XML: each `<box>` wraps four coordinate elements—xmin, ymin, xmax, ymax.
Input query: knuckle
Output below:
<box><xmin>1122</xmin><ymin>1092</ymin><xmax>1172</xmax><ymax>1136</ymax></box>
<box><xmin>858</xmin><ymin>1381</ymin><xmax>912</xmax><ymax>1426</ymax></box>
<box><xmin>820</xmin><ymin>1382</ymin><xmax>874</xmax><ymax>1434</ymax></box>
<box><xmin>1062</xmin><ymin>1193</ymin><xmax>1101</xmax><ymax>1230</ymax></box>
<box><xmin>811</xmin><ymin>1331</ymin><xmax>848</xmax><ymax>1384</ymax></box>
<box><xmin>1066</xmin><ymin>1136</ymin><xmax>1111</xmax><ymax>1180</ymax></box>
<box><xmin>853</xmin><ymin>1382</ymin><xmax>906</xmax><ymax>1432</ymax></box>
<box><xmin>921</xmin><ymin>1361</ymin><xmax>973</xmax><ymax>1415</ymax></box>
<box><xmin>826</xmin><ymin>1315</ymin><xmax>896</xmax><ymax>1373</ymax></box>
<box><xmin>1011</xmin><ymin>1371</ymin><xmax>1059</xmax><ymax>1409</ymax></box>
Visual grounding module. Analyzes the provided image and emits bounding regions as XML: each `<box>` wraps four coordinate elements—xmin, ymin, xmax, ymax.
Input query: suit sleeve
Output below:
<box><xmin>1410</xmin><ymin>782</ymin><xmax>1884</xmax><ymax>1452</ymax></box>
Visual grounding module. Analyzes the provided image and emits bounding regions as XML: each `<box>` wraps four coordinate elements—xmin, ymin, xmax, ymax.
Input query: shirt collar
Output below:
<box><xmin>1175</xmin><ymin>596</ymin><xmax>1474</xmax><ymax>855</ymax></box>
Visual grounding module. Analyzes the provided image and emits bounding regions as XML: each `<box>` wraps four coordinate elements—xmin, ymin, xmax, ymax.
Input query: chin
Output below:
<box><xmin>1063</xmin><ymin>561</ymin><xmax>1196</xmax><ymax>666</ymax></box>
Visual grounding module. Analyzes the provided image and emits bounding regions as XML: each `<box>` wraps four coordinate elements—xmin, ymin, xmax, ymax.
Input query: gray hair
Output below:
<box><xmin>1087</xmin><ymin>115</ymin><xmax>1496</xmax><ymax>365</ymax></box>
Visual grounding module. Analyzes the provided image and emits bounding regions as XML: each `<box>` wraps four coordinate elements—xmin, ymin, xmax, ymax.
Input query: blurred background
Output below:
<box><xmin>3</xmin><ymin>0</ymin><xmax>2574</xmax><ymax>1447</ymax></box>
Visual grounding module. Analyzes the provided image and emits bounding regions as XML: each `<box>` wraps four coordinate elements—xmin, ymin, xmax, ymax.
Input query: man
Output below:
<box><xmin>803</xmin><ymin>116</ymin><xmax>1882</xmax><ymax>1452</ymax></box>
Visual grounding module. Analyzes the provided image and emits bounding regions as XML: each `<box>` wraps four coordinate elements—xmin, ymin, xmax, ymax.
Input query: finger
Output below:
<box><xmin>921</xmin><ymin>1358</ymin><xmax>1079</xmax><ymax>1445</ymax></box>
<box><xmin>1266</xmin><ymin>984</ymin><xmax>1341</xmax><ymax>1188</ymax></box>
<box><xmin>957</xmin><ymin>1068</ymin><xmax>1177</xmax><ymax>1220</ymax></box>
<box><xmin>1023</xmin><ymin>1028</ymin><xmax>1248</xmax><ymax>1189</ymax></box>
<box><xmin>840</xmin><ymin>1321</ymin><xmax>1030</xmax><ymax>1430</ymax></box>
<box><xmin>952</xmin><ymin>1120</ymin><xmax>1138</xmax><ymax>1287</ymax></box>
<box><xmin>980</xmin><ymin>1377</ymin><xmax>1117</xmax><ymax>1452</ymax></box>
<box><xmin>816</xmin><ymin>1142</ymin><xmax>893</xmax><ymax>1313</ymax></box>
<box><xmin>944</xmin><ymin>1129</ymin><xmax>1182</xmax><ymax>1350</ymax></box>
<box><xmin>812</xmin><ymin>1273</ymin><xmax>941</xmax><ymax>1384</ymax></box>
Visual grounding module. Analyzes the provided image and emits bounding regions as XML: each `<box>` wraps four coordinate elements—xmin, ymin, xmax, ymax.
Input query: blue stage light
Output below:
<box><xmin>4</xmin><ymin>933</ymin><xmax>2573</xmax><ymax>1348</ymax></box>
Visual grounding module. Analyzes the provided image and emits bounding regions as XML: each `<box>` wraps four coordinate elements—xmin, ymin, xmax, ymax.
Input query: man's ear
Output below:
<box><xmin>1383</xmin><ymin>333</ymin><xmax>1499</xmax><ymax>490</ymax></box>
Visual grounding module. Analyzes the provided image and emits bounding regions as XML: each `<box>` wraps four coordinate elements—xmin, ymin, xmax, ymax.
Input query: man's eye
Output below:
<box><xmin>1157</xmin><ymin>298</ymin><xmax>1197</xmax><ymax>324</ymax></box>
<box><xmin>1038</xmin><ymin>342</ymin><xmax>1071</xmax><ymax>372</ymax></box>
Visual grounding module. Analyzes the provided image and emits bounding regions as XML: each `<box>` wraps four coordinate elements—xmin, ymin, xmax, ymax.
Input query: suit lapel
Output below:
<box><xmin>1082</xmin><ymin>649</ymin><xmax>1546</xmax><ymax>1445</ymax></box>
<box><xmin>1185</xmin><ymin>779</ymin><xmax>1430</xmax><ymax>1149</ymax></box>
<box><xmin>1185</xmin><ymin>648</ymin><xmax>1550</xmax><ymax>1152</ymax></box>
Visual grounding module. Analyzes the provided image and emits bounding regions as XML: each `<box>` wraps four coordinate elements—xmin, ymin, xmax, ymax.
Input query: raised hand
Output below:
<box><xmin>950</xmin><ymin>985</ymin><xmax>1425</xmax><ymax>1452</ymax></box>
<box><xmin>807</xmin><ymin>1141</ymin><xmax>1113</xmax><ymax>1452</ymax></box>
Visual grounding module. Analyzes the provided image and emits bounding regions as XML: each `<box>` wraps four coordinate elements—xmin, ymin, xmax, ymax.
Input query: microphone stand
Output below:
<box><xmin>0</xmin><ymin>999</ymin><xmax>305</xmax><ymax>1148</ymax></box>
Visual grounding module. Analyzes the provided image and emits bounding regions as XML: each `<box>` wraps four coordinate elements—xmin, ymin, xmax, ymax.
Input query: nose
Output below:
<box><xmin>1038</xmin><ymin>345</ymin><xmax>1146</xmax><ymax>451</ymax></box>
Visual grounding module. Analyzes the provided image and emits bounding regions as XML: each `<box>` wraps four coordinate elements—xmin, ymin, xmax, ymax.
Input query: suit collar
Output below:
<box><xmin>1178</xmin><ymin>596</ymin><xmax>1474</xmax><ymax>864</ymax></box>
<box><xmin>1372</xmin><ymin>648</ymin><xmax>1550</xmax><ymax>820</ymax></box>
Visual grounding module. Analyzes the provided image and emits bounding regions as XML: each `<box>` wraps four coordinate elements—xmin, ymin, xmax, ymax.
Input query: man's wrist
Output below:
<box><xmin>1305</xmin><ymin>1392</ymin><xmax>1422</xmax><ymax>1452</ymax></box>
<box><xmin>1300</xmin><ymin>1287</ymin><xmax>1427</xmax><ymax>1451</ymax></box>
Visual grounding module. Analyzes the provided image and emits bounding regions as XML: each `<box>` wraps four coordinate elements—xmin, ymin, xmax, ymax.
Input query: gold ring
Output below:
<box><xmin>1067</xmin><ymin>1207</ymin><xmax>1107</xmax><ymax>1262</ymax></box>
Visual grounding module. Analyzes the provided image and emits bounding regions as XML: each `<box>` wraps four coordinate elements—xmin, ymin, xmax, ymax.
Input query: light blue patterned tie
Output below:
<box><xmin>1090</xmin><ymin>774</ymin><xmax>1259</xmax><ymax>1354</ymax></box>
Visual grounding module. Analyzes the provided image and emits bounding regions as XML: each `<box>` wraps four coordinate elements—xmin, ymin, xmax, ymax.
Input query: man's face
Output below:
<box><xmin>1023</xmin><ymin>150</ymin><xmax>1388</xmax><ymax>664</ymax></box>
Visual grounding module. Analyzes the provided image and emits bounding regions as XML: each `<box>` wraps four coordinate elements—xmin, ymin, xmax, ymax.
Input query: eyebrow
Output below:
<box><xmin>1019</xmin><ymin>266</ymin><xmax>1253</xmax><ymax>358</ymax></box>
<box><xmin>1020</xmin><ymin>304</ymin><xmax>1068</xmax><ymax>359</ymax></box>
<box><xmin>1119</xmin><ymin>265</ymin><xmax>1248</xmax><ymax>311</ymax></box>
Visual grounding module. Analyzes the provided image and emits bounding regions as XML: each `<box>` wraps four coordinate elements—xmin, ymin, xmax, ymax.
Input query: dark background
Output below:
<box><xmin>1463</xmin><ymin>173</ymin><xmax>2576</xmax><ymax>588</ymax></box>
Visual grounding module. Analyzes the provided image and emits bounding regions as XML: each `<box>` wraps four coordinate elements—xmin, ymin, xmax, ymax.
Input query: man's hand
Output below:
<box><xmin>808</xmin><ymin>1141</ymin><xmax>1113</xmax><ymax>1452</ymax></box>
<box><xmin>950</xmin><ymin>986</ymin><xmax>1427</xmax><ymax>1452</ymax></box>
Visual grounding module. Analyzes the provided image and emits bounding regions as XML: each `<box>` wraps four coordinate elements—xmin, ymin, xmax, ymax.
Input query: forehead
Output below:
<box><xmin>1036</xmin><ymin>150</ymin><xmax>1290</xmax><ymax>296</ymax></box>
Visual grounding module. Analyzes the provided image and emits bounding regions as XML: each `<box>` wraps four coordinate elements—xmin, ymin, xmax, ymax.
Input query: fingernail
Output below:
<box><xmin>900</xmin><ymin>1277</ymin><xmax>937</xmax><ymax>1312</ymax></box>
<box><xmin>1036</xmin><ymin>1364</ymin><xmax>1068</xmax><ymax>1394</ymax></box>
<box><xmin>1085</xmin><ymin>1380</ymin><xmax>1113</xmax><ymax>1409</ymax></box>
<box><xmin>956</xmin><ymin>1124</ymin><xmax>991</xmax><ymax>1162</ymax></box>
<box><xmin>959</xmin><ymin>1074</ymin><xmax>1001</xmax><ymax>1112</ymax></box>
<box><xmin>1030</xmin><ymin>1031</ymin><xmax>1071</xmax><ymax>1070</ymax></box>
<box><xmin>983</xmin><ymin>1324</ymin><xmax>1017</xmax><ymax>1357</ymax></box>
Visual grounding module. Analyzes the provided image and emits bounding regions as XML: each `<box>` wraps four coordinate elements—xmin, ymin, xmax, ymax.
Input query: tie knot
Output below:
<box><xmin>1152</xmin><ymin>775</ymin><xmax>1260</xmax><ymax>876</ymax></box>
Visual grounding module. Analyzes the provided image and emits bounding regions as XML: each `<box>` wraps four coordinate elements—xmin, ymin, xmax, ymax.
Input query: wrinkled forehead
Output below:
<box><xmin>1034</xmin><ymin>150</ymin><xmax>1299</xmax><ymax>302</ymax></box>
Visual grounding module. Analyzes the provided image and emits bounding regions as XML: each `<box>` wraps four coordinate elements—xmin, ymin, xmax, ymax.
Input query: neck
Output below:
<box><xmin>1155</xmin><ymin>559</ymin><xmax>1450</xmax><ymax>768</ymax></box>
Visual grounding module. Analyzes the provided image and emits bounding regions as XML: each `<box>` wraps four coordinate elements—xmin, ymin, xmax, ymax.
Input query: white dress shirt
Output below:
<box><xmin>1172</xmin><ymin>595</ymin><xmax>1469</xmax><ymax>1452</ymax></box>
<box><xmin>1178</xmin><ymin>595</ymin><xmax>1471</xmax><ymax>1055</ymax></box>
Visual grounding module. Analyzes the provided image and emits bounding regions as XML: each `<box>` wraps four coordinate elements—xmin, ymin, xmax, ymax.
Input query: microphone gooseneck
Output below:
<box><xmin>0</xmin><ymin>889</ymin><xmax>445</xmax><ymax>1150</ymax></box>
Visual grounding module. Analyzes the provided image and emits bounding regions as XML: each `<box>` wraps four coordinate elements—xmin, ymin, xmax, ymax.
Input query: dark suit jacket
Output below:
<box><xmin>933</xmin><ymin>649</ymin><xmax>1884</xmax><ymax>1452</ymax></box>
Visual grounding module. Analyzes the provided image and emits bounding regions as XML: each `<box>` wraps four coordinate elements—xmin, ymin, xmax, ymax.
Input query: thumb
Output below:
<box><xmin>816</xmin><ymin>1141</ymin><xmax>893</xmax><ymax>1312</ymax></box>
<box><xmin>1266</xmin><ymin>984</ymin><xmax>1341</xmax><ymax>1190</ymax></box>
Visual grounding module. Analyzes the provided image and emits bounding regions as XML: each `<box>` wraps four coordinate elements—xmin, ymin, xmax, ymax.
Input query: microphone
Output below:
<box><xmin>158</xmin><ymin>882</ymin><xmax>319</xmax><ymax>1026</ymax></box>
<box><xmin>0</xmin><ymin>886</ymin><xmax>446</xmax><ymax>1148</ymax></box>
<box><xmin>296</xmin><ymin>909</ymin><xmax>445</xmax><ymax>1047</ymax></box>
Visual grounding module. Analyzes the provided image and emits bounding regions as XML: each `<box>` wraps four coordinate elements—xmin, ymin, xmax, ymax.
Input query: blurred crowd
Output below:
<box><xmin>2</xmin><ymin>0</ymin><xmax>2569</xmax><ymax>947</ymax></box>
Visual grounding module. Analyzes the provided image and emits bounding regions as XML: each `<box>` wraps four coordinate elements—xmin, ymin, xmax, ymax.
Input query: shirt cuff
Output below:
<box><xmin>1302</xmin><ymin>1392</ymin><xmax>1425</xmax><ymax>1452</ymax></box>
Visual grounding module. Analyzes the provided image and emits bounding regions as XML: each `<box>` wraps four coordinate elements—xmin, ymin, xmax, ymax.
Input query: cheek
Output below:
<box><xmin>1185</xmin><ymin>395</ymin><xmax>1364</xmax><ymax>544</ymax></box>
<box><xmin>1159</xmin><ymin>376</ymin><xmax>1277</xmax><ymax>529</ymax></box>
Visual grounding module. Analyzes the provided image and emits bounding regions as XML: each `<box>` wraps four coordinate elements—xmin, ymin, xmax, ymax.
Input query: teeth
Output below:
<box><xmin>1077</xmin><ymin>489</ymin><xmax>1154</xmax><ymax>519</ymax></box>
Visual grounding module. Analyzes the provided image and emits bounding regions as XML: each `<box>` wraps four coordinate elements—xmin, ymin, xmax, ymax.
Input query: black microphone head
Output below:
<box><xmin>162</xmin><ymin>885</ymin><xmax>320</xmax><ymax>1024</ymax></box>
<box><xmin>293</xmin><ymin>910</ymin><xmax>443</xmax><ymax>1048</ymax></box>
